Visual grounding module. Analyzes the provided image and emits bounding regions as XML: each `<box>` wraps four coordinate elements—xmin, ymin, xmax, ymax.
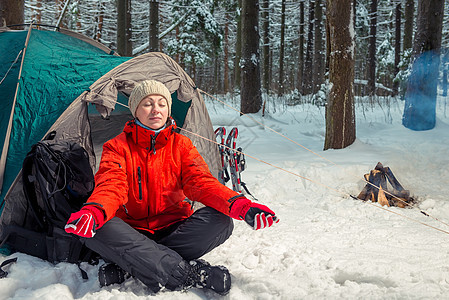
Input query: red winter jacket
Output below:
<box><xmin>87</xmin><ymin>118</ymin><xmax>240</xmax><ymax>233</ymax></box>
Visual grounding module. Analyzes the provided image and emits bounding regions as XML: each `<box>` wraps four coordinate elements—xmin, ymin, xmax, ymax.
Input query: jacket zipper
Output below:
<box><xmin>151</xmin><ymin>135</ymin><xmax>157</xmax><ymax>155</ymax></box>
<box><xmin>137</xmin><ymin>166</ymin><xmax>142</xmax><ymax>200</ymax></box>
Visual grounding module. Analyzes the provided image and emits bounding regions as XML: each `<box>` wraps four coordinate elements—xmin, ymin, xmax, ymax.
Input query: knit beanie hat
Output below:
<box><xmin>128</xmin><ymin>80</ymin><xmax>172</xmax><ymax>117</ymax></box>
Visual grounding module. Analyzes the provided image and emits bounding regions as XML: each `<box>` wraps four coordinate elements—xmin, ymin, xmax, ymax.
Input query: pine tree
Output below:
<box><xmin>117</xmin><ymin>0</ymin><xmax>132</xmax><ymax>56</ymax></box>
<box><xmin>149</xmin><ymin>0</ymin><xmax>159</xmax><ymax>52</ymax></box>
<box><xmin>0</xmin><ymin>0</ymin><xmax>24</xmax><ymax>28</ymax></box>
<box><xmin>261</xmin><ymin>0</ymin><xmax>270</xmax><ymax>93</ymax></box>
<box><xmin>278</xmin><ymin>0</ymin><xmax>286</xmax><ymax>96</ymax></box>
<box><xmin>367</xmin><ymin>0</ymin><xmax>378</xmax><ymax>96</ymax></box>
<box><xmin>324</xmin><ymin>0</ymin><xmax>356</xmax><ymax>150</ymax></box>
<box><xmin>240</xmin><ymin>0</ymin><xmax>262</xmax><ymax>113</ymax></box>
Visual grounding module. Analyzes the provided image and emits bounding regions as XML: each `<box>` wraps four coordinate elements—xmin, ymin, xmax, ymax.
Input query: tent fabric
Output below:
<box><xmin>0</xmin><ymin>30</ymin><xmax>27</xmax><ymax>176</ymax></box>
<box><xmin>0</xmin><ymin>27</ymin><xmax>127</xmax><ymax>202</ymax></box>
<box><xmin>0</xmin><ymin>27</ymin><xmax>220</xmax><ymax>242</ymax></box>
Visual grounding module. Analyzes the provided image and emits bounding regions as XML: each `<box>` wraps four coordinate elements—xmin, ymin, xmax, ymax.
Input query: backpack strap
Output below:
<box><xmin>0</xmin><ymin>257</ymin><xmax>17</xmax><ymax>279</ymax></box>
<box><xmin>44</xmin><ymin>131</ymin><xmax>57</xmax><ymax>141</ymax></box>
<box><xmin>22</xmin><ymin>146</ymin><xmax>47</xmax><ymax>231</ymax></box>
<box><xmin>0</xmin><ymin>225</ymin><xmax>48</xmax><ymax>261</ymax></box>
<box><xmin>77</xmin><ymin>262</ymin><xmax>89</xmax><ymax>280</ymax></box>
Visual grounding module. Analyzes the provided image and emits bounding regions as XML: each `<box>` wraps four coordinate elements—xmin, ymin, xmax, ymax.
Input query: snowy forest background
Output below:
<box><xmin>2</xmin><ymin>0</ymin><xmax>447</xmax><ymax>103</ymax></box>
<box><xmin>2</xmin><ymin>2</ymin><xmax>449</xmax><ymax>299</ymax></box>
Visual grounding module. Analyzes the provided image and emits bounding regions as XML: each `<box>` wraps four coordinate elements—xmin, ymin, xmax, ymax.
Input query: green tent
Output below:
<box><xmin>0</xmin><ymin>26</ymin><xmax>219</xmax><ymax>231</ymax></box>
<box><xmin>0</xmin><ymin>27</ymin><xmax>127</xmax><ymax>203</ymax></box>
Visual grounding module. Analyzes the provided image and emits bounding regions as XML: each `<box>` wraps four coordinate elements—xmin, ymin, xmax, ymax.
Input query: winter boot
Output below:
<box><xmin>165</xmin><ymin>259</ymin><xmax>231</xmax><ymax>295</ymax></box>
<box><xmin>187</xmin><ymin>259</ymin><xmax>231</xmax><ymax>295</ymax></box>
<box><xmin>98</xmin><ymin>263</ymin><xmax>129</xmax><ymax>287</ymax></box>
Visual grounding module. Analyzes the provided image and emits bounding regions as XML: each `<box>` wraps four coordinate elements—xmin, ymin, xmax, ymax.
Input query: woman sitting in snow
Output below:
<box><xmin>65</xmin><ymin>80</ymin><xmax>279</xmax><ymax>295</ymax></box>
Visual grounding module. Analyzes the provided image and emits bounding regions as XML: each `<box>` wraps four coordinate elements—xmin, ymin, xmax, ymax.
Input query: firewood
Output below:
<box><xmin>370</xmin><ymin>191</ymin><xmax>376</xmax><ymax>202</ymax></box>
<box><xmin>357</xmin><ymin>173</ymin><xmax>371</xmax><ymax>200</ymax></box>
<box><xmin>356</xmin><ymin>162</ymin><xmax>413</xmax><ymax>208</ymax></box>
<box><xmin>394</xmin><ymin>198</ymin><xmax>408</xmax><ymax>208</ymax></box>
<box><xmin>369</xmin><ymin>170</ymin><xmax>383</xmax><ymax>201</ymax></box>
<box><xmin>377</xmin><ymin>186</ymin><xmax>390</xmax><ymax>206</ymax></box>
<box><xmin>384</xmin><ymin>167</ymin><xmax>405</xmax><ymax>192</ymax></box>
<box><xmin>374</xmin><ymin>162</ymin><xmax>384</xmax><ymax>171</ymax></box>
<box><xmin>394</xmin><ymin>189</ymin><xmax>410</xmax><ymax>199</ymax></box>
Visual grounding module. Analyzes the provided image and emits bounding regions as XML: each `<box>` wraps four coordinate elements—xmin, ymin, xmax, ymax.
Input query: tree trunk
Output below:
<box><xmin>55</xmin><ymin>0</ymin><xmax>63</xmax><ymax>27</ymax></box>
<box><xmin>75</xmin><ymin>0</ymin><xmax>81</xmax><ymax>30</ymax></box>
<box><xmin>0</xmin><ymin>0</ymin><xmax>24</xmax><ymax>27</ymax></box>
<box><xmin>95</xmin><ymin>2</ymin><xmax>104</xmax><ymax>41</ymax></box>
<box><xmin>353</xmin><ymin>0</ymin><xmax>356</xmax><ymax>29</ymax></box>
<box><xmin>262</xmin><ymin>0</ymin><xmax>270</xmax><ymax>93</ymax></box>
<box><xmin>158</xmin><ymin>12</ymin><xmax>164</xmax><ymax>51</ymax></box>
<box><xmin>214</xmin><ymin>56</ymin><xmax>220</xmax><ymax>93</ymax></box>
<box><xmin>324</xmin><ymin>0</ymin><xmax>356</xmax><ymax>150</ymax></box>
<box><xmin>442</xmin><ymin>66</ymin><xmax>447</xmax><ymax>97</ymax></box>
<box><xmin>174</xmin><ymin>26</ymin><xmax>180</xmax><ymax>63</ymax></box>
<box><xmin>117</xmin><ymin>0</ymin><xmax>132</xmax><ymax>56</ymax></box>
<box><xmin>325</xmin><ymin>0</ymin><xmax>330</xmax><ymax>74</ymax></box>
<box><xmin>192</xmin><ymin>61</ymin><xmax>196</xmax><ymax>83</ymax></box>
<box><xmin>126</xmin><ymin>0</ymin><xmax>133</xmax><ymax>55</ymax></box>
<box><xmin>402</xmin><ymin>0</ymin><xmax>444</xmax><ymax>131</ymax></box>
<box><xmin>393</xmin><ymin>3</ymin><xmax>401</xmax><ymax>95</ymax></box>
<box><xmin>223</xmin><ymin>12</ymin><xmax>230</xmax><ymax>93</ymax></box>
<box><xmin>367</xmin><ymin>0</ymin><xmax>377</xmax><ymax>96</ymax></box>
<box><xmin>313</xmin><ymin>0</ymin><xmax>324</xmax><ymax>94</ymax></box>
<box><xmin>240</xmin><ymin>0</ymin><xmax>262</xmax><ymax>114</ymax></box>
<box><xmin>149</xmin><ymin>0</ymin><xmax>159</xmax><ymax>52</ymax></box>
<box><xmin>403</xmin><ymin>0</ymin><xmax>414</xmax><ymax>52</ymax></box>
<box><xmin>32</xmin><ymin>0</ymin><xmax>42</xmax><ymax>25</ymax></box>
<box><xmin>297</xmin><ymin>1</ymin><xmax>305</xmax><ymax>93</ymax></box>
<box><xmin>303</xmin><ymin>0</ymin><xmax>315</xmax><ymax>95</ymax></box>
<box><xmin>278</xmin><ymin>0</ymin><xmax>286</xmax><ymax>96</ymax></box>
<box><xmin>97</xmin><ymin>13</ymin><xmax>104</xmax><ymax>41</ymax></box>
<box><xmin>234</xmin><ymin>0</ymin><xmax>243</xmax><ymax>91</ymax></box>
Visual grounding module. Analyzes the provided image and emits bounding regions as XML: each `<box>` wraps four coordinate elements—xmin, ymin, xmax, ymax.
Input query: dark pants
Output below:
<box><xmin>82</xmin><ymin>207</ymin><xmax>233</xmax><ymax>292</ymax></box>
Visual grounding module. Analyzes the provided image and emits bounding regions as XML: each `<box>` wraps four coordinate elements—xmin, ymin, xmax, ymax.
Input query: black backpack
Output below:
<box><xmin>2</xmin><ymin>131</ymin><xmax>96</xmax><ymax>265</ymax></box>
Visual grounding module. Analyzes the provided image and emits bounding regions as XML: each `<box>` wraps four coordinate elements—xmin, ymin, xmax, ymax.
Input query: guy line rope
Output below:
<box><xmin>104</xmin><ymin>89</ymin><xmax>449</xmax><ymax>235</ymax></box>
<box><xmin>0</xmin><ymin>22</ymin><xmax>34</xmax><ymax>194</ymax></box>
<box><xmin>0</xmin><ymin>50</ymin><xmax>23</xmax><ymax>86</ymax></box>
<box><xmin>197</xmin><ymin>89</ymin><xmax>449</xmax><ymax>235</ymax></box>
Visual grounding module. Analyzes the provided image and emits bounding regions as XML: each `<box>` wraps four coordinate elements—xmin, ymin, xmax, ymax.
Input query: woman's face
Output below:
<box><xmin>135</xmin><ymin>95</ymin><xmax>169</xmax><ymax>130</ymax></box>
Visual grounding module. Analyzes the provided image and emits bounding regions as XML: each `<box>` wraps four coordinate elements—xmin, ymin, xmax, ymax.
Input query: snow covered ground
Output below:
<box><xmin>1</xmin><ymin>94</ymin><xmax>449</xmax><ymax>299</ymax></box>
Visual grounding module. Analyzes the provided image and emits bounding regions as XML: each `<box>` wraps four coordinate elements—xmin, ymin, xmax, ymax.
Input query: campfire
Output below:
<box><xmin>357</xmin><ymin>162</ymin><xmax>414</xmax><ymax>208</ymax></box>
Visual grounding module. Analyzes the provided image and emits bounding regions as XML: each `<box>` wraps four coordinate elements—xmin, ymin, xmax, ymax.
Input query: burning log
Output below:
<box><xmin>357</xmin><ymin>162</ymin><xmax>414</xmax><ymax>208</ymax></box>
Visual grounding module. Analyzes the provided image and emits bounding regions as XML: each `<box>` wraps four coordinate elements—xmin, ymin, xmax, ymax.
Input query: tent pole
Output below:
<box><xmin>55</xmin><ymin>0</ymin><xmax>71</xmax><ymax>29</ymax></box>
<box><xmin>0</xmin><ymin>23</ymin><xmax>34</xmax><ymax>194</ymax></box>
